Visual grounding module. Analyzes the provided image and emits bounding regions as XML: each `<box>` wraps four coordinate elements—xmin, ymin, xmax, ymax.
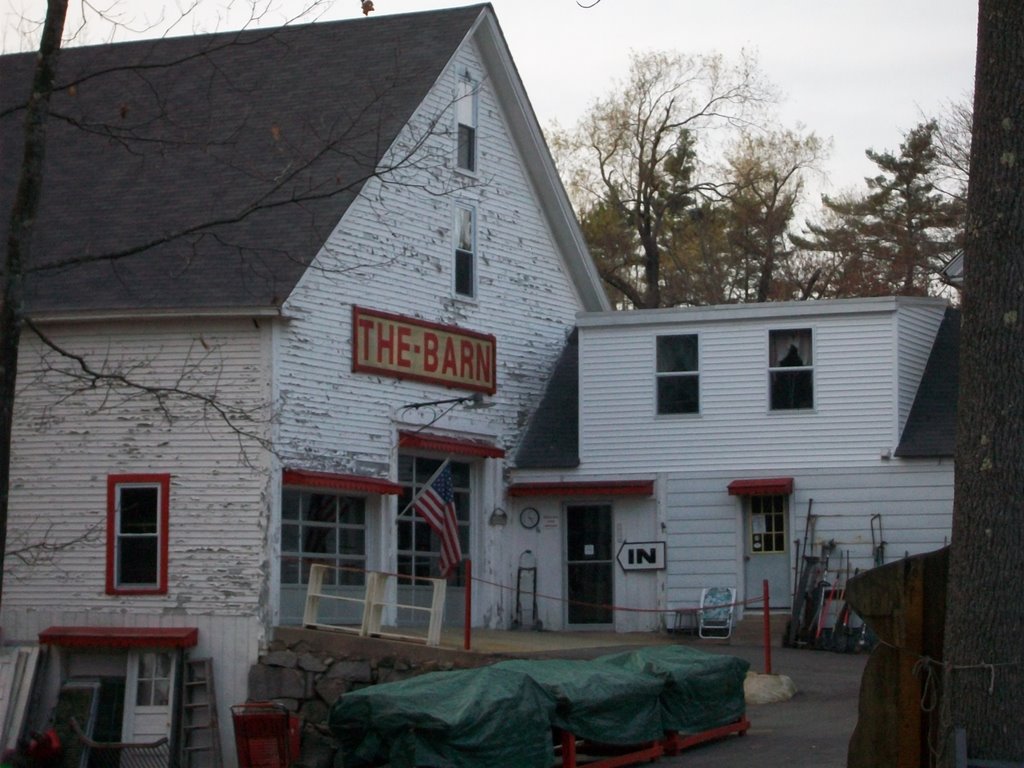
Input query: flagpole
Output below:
<box><xmin>464</xmin><ymin>557</ymin><xmax>472</xmax><ymax>651</ymax></box>
<box><xmin>397</xmin><ymin>457</ymin><xmax>451</xmax><ymax>518</ymax></box>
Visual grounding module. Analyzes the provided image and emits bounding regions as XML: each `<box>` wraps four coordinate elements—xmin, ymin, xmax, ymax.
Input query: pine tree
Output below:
<box><xmin>795</xmin><ymin>121</ymin><xmax>964</xmax><ymax>297</ymax></box>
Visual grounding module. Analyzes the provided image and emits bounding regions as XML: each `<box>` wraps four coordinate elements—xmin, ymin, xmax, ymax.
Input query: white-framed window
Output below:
<box><xmin>656</xmin><ymin>334</ymin><xmax>699</xmax><ymax>414</ymax></box>
<box><xmin>456</xmin><ymin>73</ymin><xmax>477</xmax><ymax>173</ymax></box>
<box><xmin>769</xmin><ymin>328</ymin><xmax>813</xmax><ymax>410</ymax></box>
<box><xmin>454</xmin><ymin>204</ymin><xmax>476</xmax><ymax>298</ymax></box>
<box><xmin>106</xmin><ymin>474</ymin><xmax>169</xmax><ymax>595</ymax></box>
<box><xmin>280</xmin><ymin>489</ymin><xmax>367</xmax><ymax>588</ymax></box>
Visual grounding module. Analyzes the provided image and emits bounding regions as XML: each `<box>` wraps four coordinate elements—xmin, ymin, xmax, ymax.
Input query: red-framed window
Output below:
<box><xmin>106</xmin><ymin>474</ymin><xmax>170</xmax><ymax>595</ymax></box>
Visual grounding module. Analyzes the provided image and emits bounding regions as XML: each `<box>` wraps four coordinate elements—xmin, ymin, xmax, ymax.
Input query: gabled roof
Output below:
<box><xmin>942</xmin><ymin>252</ymin><xmax>964</xmax><ymax>286</ymax></box>
<box><xmin>515</xmin><ymin>329</ymin><xmax>580</xmax><ymax>468</ymax></box>
<box><xmin>2</xmin><ymin>5</ymin><xmax>607</xmax><ymax>316</ymax></box>
<box><xmin>895</xmin><ymin>307</ymin><xmax>960</xmax><ymax>458</ymax></box>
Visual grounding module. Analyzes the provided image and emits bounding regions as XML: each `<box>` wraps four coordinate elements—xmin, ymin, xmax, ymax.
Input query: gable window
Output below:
<box><xmin>456</xmin><ymin>74</ymin><xmax>477</xmax><ymax>172</ymax></box>
<box><xmin>769</xmin><ymin>328</ymin><xmax>813</xmax><ymax>410</ymax></box>
<box><xmin>656</xmin><ymin>334</ymin><xmax>699</xmax><ymax>414</ymax></box>
<box><xmin>106</xmin><ymin>474</ymin><xmax>170</xmax><ymax>595</ymax></box>
<box><xmin>454</xmin><ymin>205</ymin><xmax>476</xmax><ymax>298</ymax></box>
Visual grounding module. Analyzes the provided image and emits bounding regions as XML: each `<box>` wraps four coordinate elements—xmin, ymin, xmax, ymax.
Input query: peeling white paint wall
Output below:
<box><xmin>6</xmin><ymin>316</ymin><xmax>273</xmax><ymax>765</ymax></box>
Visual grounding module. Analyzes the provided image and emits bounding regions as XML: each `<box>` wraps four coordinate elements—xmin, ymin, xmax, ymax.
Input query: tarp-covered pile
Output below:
<box><xmin>328</xmin><ymin>645</ymin><xmax>749</xmax><ymax>768</ymax></box>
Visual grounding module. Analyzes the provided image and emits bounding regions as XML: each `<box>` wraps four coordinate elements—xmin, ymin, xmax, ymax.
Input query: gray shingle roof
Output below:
<box><xmin>515</xmin><ymin>329</ymin><xmax>580</xmax><ymax>468</ymax></box>
<box><xmin>895</xmin><ymin>307</ymin><xmax>960</xmax><ymax>458</ymax></box>
<box><xmin>1</xmin><ymin>5</ymin><xmax>486</xmax><ymax>314</ymax></box>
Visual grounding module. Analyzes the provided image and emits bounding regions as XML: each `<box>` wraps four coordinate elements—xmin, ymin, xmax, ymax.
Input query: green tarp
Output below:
<box><xmin>329</xmin><ymin>666</ymin><xmax>556</xmax><ymax>768</ymax></box>
<box><xmin>329</xmin><ymin>645</ymin><xmax>749</xmax><ymax>768</ymax></box>
<box><xmin>595</xmin><ymin>645</ymin><xmax>750</xmax><ymax>735</ymax></box>
<box><xmin>492</xmin><ymin>659</ymin><xmax>666</xmax><ymax>745</ymax></box>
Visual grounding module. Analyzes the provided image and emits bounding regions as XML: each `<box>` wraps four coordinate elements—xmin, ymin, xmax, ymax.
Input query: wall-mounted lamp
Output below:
<box><xmin>488</xmin><ymin>506</ymin><xmax>509</xmax><ymax>527</ymax></box>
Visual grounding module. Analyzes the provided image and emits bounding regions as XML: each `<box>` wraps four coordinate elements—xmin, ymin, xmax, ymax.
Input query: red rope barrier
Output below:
<box><xmin>285</xmin><ymin>558</ymin><xmax>762</xmax><ymax>619</ymax></box>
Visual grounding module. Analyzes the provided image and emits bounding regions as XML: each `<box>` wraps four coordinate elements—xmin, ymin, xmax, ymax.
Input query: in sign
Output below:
<box><xmin>616</xmin><ymin>541</ymin><xmax>666</xmax><ymax>572</ymax></box>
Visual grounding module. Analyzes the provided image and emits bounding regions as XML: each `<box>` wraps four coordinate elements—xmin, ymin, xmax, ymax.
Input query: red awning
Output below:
<box><xmin>727</xmin><ymin>477</ymin><xmax>794</xmax><ymax>496</ymax></box>
<box><xmin>39</xmin><ymin>626</ymin><xmax>199</xmax><ymax>649</ymax></box>
<box><xmin>283</xmin><ymin>469</ymin><xmax>402</xmax><ymax>495</ymax></box>
<box><xmin>508</xmin><ymin>480</ymin><xmax>655</xmax><ymax>498</ymax></box>
<box><xmin>399</xmin><ymin>431</ymin><xmax>505</xmax><ymax>459</ymax></box>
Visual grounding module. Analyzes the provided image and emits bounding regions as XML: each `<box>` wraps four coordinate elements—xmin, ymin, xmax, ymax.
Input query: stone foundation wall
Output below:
<box><xmin>245</xmin><ymin>629</ymin><xmax>502</xmax><ymax>768</ymax></box>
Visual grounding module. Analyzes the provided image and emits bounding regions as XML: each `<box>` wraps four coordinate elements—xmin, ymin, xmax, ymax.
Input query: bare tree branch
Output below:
<box><xmin>7</xmin><ymin>520</ymin><xmax>102</xmax><ymax>567</ymax></box>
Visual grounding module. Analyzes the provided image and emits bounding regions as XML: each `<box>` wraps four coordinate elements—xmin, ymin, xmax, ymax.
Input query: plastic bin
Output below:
<box><xmin>231</xmin><ymin>702</ymin><xmax>301</xmax><ymax>768</ymax></box>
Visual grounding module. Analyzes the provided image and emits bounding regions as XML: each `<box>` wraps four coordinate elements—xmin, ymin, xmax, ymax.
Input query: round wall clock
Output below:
<box><xmin>520</xmin><ymin>507</ymin><xmax>540</xmax><ymax>529</ymax></box>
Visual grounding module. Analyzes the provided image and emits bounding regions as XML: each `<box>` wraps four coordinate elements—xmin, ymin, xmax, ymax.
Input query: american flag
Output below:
<box><xmin>412</xmin><ymin>462</ymin><xmax>462</xmax><ymax>578</ymax></box>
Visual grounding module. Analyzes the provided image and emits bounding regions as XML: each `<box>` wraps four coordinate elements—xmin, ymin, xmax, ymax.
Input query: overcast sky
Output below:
<box><xmin>7</xmin><ymin>0</ymin><xmax>979</xmax><ymax>195</ymax></box>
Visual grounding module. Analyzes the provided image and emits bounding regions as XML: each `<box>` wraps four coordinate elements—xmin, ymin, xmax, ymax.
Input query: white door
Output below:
<box><xmin>122</xmin><ymin>650</ymin><xmax>177</xmax><ymax>742</ymax></box>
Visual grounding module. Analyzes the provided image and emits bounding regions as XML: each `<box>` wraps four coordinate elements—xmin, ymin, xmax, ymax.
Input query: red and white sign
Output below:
<box><xmin>352</xmin><ymin>306</ymin><xmax>497</xmax><ymax>394</ymax></box>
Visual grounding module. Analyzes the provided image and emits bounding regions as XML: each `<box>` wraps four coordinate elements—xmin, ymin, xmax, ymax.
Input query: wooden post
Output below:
<box><xmin>762</xmin><ymin>579</ymin><xmax>773</xmax><ymax>675</ymax></box>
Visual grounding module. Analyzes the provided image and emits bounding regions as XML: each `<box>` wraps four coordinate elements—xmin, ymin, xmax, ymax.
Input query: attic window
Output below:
<box><xmin>456</xmin><ymin>75</ymin><xmax>477</xmax><ymax>172</ymax></box>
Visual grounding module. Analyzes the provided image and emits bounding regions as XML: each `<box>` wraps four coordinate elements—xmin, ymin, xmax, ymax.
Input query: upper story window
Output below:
<box><xmin>106</xmin><ymin>474</ymin><xmax>170</xmax><ymax>595</ymax></box>
<box><xmin>656</xmin><ymin>334</ymin><xmax>699</xmax><ymax>414</ymax></box>
<box><xmin>456</xmin><ymin>74</ymin><xmax>477</xmax><ymax>173</ymax></box>
<box><xmin>454</xmin><ymin>205</ymin><xmax>476</xmax><ymax>298</ymax></box>
<box><xmin>769</xmin><ymin>328</ymin><xmax>813</xmax><ymax>410</ymax></box>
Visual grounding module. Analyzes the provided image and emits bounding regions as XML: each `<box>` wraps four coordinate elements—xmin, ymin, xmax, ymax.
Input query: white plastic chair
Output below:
<box><xmin>698</xmin><ymin>587</ymin><xmax>736</xmax><ymax>639</ymax></box>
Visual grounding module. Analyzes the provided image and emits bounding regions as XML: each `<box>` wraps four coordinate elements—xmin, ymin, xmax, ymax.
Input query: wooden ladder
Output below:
<box><xmin>181</xmin><ymin>657</ymin><xmax>223</xmax><ymax>768</ymax></box>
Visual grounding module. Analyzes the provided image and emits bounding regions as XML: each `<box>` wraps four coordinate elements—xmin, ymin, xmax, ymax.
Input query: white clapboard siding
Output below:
<box><xmin>7</xmin><ymin>317</ymin><xmax>272</xmax><ymax>617</ymax></box>
<box><xmin>662</xmin><ymin>462</ymin><xmax>953</xmax><ymax>610</ymax></box>
<box><xmin>576</xmin><ymin>297</ymin><xmax>948</xmax><ymax>474</ymax></box>
<box><xmin>276</xmin><ymin>40</ymin><xmax>580</xmax><ymax>471</ymax></box>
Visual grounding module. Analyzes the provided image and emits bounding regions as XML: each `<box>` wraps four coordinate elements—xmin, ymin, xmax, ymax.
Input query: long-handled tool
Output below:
<box><xmin>787</xmin><ymin>499</ymin><xmax>817</xmax><ymax>646</ymax></box>
<box><xmin>870</xmin><ymin>513</ymin><xmax>886</xmax><ymax>567</ymax></box>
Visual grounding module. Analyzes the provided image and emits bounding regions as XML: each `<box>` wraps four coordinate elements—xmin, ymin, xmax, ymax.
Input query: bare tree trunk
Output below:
<box><xmin>940</xmin><ymin>0</ymin><xmax>1024</xmax><ymax>763</ymax></box>
<box><xmin>0</xmin><ymin>0</ymin><xmax>68</xmax><ymax>608</ymax></box>
<box><xmin>755</xmin><ymin>246</ymin><xmax>775</xmax><ymax>302</ymax></box>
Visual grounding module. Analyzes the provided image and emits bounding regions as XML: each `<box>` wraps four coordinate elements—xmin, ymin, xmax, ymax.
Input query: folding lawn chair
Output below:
<box><xmin>698</xmin><ymin>587</ymin><xmax>736</xmax><ymax>639</ymax></box>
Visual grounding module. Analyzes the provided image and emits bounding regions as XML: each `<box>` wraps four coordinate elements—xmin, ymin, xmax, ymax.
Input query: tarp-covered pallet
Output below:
<box><xmin>328</xmin><ymin>645</ymin><xmax>750</xmax><ymax>768</ymax></box>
